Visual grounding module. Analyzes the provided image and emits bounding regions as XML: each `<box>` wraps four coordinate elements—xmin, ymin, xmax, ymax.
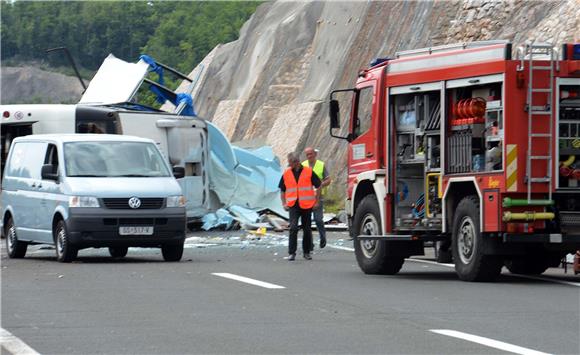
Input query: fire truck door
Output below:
<box><xmin>349</xmin><ymin>83</ymin><xmax>378</xmax><ymax>181</ymax></box>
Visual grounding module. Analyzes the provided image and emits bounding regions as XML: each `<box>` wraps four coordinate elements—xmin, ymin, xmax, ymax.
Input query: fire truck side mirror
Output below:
<box><xmin>329</xmin><ymin>99</ymin><xmax>340</xmax><ymax>129</ymax></box>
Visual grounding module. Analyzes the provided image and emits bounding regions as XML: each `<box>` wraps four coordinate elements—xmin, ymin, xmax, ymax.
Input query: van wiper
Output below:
<box><xmin>68</xmin><ymin>174</ymin><xmax>105</xmax><ymax>177</ymax></box>
<box><xmin>112</xmin><ymin>174</ymin><xmax>154</xmax><ymax>177</ymax></box>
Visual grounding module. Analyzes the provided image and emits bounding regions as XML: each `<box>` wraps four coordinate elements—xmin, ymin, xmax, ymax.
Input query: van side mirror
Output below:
<box><xmin>41</xmin><ymin>164</ymin><xmax>58</xmax><ymax>181</ymax></box>
<box><xmin>329</xmin><ymin>99</ymin><xmax>340</xmax><ymax>129</ymax></box>
<box><xmin>173</xmin><ymin>166</ymin><xmax>185</xmax><ymax>179</ymax></box>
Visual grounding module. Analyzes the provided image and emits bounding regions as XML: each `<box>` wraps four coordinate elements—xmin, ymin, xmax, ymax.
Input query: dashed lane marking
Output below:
<box><xmin>430</xmin><ymin>329</ymin><xmax>552</xmax><ymax>355</ymax></box>
<box><xmin>212</xmin><ymin>273</ymin><xmax>285</xmax><ymax>289</ymax></box>
<box><xmin>0</xmin><ymin>328</ymin><xmax>41</xmax><ymax>355</ymax></box>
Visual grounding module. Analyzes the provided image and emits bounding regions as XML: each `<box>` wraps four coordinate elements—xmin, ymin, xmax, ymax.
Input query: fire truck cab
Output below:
<box><xmin>329</xmin><ymin>41</ymin><xmax>580</xmax><ymax>281</ymax></box>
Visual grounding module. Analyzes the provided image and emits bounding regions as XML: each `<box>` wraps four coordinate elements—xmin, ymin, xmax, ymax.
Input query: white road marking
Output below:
<box><xmin>0</xmin><ymin>328</ymin><xmax>41</xmax><ymax>355</ymax></box>
<box><xmin>328</xmin><ymin>244</ymin><xmax>355</xmax><ymax>252</ymax></box>
<box><xmin>406</xmin><ymin>258</ymin><xmax>454</xmax><ymax>268</ymax></box>
<box><xmin>212</xmin><ymin>273</ymin><xmax>285</xmax><ymax>289</ymax></box>
<box><xmin>329</xmin><ymin>245</ymin><xmax>579</xmax><ymax>288</ymax></box>
<box><xmin>430</xmin><ymin>329</ymin><xmax>552</xmax><ymax>355</ymax></box>
<box><xmin>506</xmin><ymin>274</ymin><xmax>580</xmax><ymax>287</ymax></box>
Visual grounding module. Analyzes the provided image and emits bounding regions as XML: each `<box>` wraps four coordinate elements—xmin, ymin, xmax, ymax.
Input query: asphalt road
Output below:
<box><xmin>1</xmin><ymin>231</ymin><xmax>579</xmax><ymax>355</ymax></box>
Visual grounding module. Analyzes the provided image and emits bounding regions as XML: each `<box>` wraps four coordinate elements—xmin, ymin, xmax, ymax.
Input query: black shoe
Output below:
<box><xmin>303</xmin><ymin>253</ymin><xmax>312</xmax><ymax>260</ymax></box>
<box><xmin>288</xmin><ymin>253</ymin><xmax>296</xmax><ymax>261</ymax></box>
<box><xmin>320</xmin><ymin>236</ymin><xmax>326</xmax><ymax>249</ymax></box>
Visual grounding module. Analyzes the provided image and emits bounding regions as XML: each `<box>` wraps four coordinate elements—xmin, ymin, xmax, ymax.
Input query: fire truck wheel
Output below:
<box><xmin>452</xmin><ymin>196</ymin><xmax>502</xmax><ymax>282</ymax></box>
<box><xmin>504</xmin><ymin>258</ymin><xmax>548</xmax><ymax>275</ymax></box>
<box><xmin>353</xmin><ymin>195</ymin><xmax>404</xmax><ymax>275</ymax></box>
<box><xmin>504</xmin><ymin>254</ymin><xmax>562</xmax><ymax>275</ymax></box>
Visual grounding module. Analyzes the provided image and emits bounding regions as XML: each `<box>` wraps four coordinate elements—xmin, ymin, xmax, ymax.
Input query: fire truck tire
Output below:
<box><xmin>504</xmin><ymin>258</ymin><xmax>549</xmax><ymax>275</ymax></box>
<box><xmin>353</xmin><ymin>195</ymin><xmax>404</xmax><ymax>275</ymax></box>
<box><xmin>504</xmin><ymin>254</ymin><xmax>562</xmax><ymax>275</ymax></box>
<box><xmin>452</xmin><ymin>196</ymin><xmax>502</xmax><ymax>282</ymax></box>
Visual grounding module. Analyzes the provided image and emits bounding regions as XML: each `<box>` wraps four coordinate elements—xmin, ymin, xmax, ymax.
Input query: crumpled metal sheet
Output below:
<box><xmin>206</xmin><ymin>122</ymin><xmax>287</xmax><ymax>219</ymax></box>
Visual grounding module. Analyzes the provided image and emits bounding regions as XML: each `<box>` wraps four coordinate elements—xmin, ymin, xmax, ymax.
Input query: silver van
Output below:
<box><xmin>1</xmin><ymin>134</ymin><xmax>187</xmax><ymax>262</ymax></box>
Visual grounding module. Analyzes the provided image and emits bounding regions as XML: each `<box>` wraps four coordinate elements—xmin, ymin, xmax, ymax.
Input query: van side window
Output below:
<box><xmin>5</xmin><ymin>142</ymin><xmax>48</xmax><ymax>179</ymax></box>
<box><xmin>44</xmin><ymin>144</ymin><xmax>59</xmax><ymax>175</ymax></box>
<box><xmin>354</xmin><ymin>87</ymin><xmax>373</xmax><ymax>138</ymax></box>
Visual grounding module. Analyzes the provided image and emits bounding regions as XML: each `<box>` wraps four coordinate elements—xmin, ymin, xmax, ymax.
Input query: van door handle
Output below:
<box><xmin>366</xmin><ymin>152</ymin><xmax>374</xmax><ymax>158</ymax></box>
<box><xmin>31</xmin><ymin>183</ymin><xmax>36</xmax><ymax>188</ymax></box>
<box><xmin>37</xmin><ymin>183</ymin><xmax>42</xmax><ymax>189</ymax></box>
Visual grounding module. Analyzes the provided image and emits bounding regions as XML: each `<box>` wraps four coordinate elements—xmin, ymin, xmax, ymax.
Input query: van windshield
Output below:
<box><xmin>64</xmin><ymin>141</ymin><xmax>171</xmax><ymax>177</ymax></box>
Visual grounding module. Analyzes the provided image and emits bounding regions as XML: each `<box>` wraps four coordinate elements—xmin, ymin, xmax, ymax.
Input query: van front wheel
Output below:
<box><xmin>55</xmin><ymin>220</ymin><xmax>77</xmax><ymax>263</ymax></box>
<box><xmin>6</xmin><ymin>217</ymin><xmax>27</xmax><ymax>258</ymax></box>
<box><xmin>161</xmin><ymin>242</ymin><xmax>184</xmax><ymax>262</ymax></box>
<box><xmin>109</xmin><ymin>247</ymin><xmax>128</xmax><ymax>258</ymax></box>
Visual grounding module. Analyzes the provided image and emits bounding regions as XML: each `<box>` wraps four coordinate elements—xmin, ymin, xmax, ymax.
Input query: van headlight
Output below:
<box><xmin>69</xmin><ymin>196</ymin><xmax>100</xmax><ymax>208</ymax></box>
<box><xmin>167</xmin><ymin>195</ymin><xmax>186</xmax><ymax>208</ymax></box>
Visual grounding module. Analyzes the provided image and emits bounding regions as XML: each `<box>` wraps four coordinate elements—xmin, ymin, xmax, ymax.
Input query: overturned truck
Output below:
<box><xmin>1</xmin><ymin>54</ymin><xmax>285</xmax><ymax>224</ymax></box>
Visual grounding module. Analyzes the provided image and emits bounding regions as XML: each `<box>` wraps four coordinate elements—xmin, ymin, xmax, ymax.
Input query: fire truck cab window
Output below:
<box><xmin>354</xmin><ymin>87</ymin><xmax>373</xmax><ymax>138</ymax></box>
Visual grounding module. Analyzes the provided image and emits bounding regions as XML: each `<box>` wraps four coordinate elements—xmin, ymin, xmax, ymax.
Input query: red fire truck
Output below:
<box><xmin>329</xmin><ymin>41</ymin><xmax>580</xmax><ymax>281</ymax></box>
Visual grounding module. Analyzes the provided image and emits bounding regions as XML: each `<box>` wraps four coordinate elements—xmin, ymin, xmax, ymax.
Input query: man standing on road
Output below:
<box><xmin>279</xmin><ymin>153</ymin><xmax>321</xmax><ymax>261</ymax></box>
<box><xmin>302</xmin><ymin>147</ymin><xmax>331</xmax><ymax>250</ymax></box>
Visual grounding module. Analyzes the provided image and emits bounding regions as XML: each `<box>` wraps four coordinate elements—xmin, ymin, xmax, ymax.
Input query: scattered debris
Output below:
<box><xmin>201</xmin><ymin>208</ymin><xmax>348</xmax><ymax>231</ymax></box>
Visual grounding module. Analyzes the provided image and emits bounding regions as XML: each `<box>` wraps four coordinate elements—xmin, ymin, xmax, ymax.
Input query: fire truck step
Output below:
<box><xmin>530</xmin><ymin>110</ymin><xmax>552</xmax><ymax>115</ymax></box>
<box><xmin>531</xmin><ymin>88</ymin><xmax>552</xmax><ymax>93</ymax></box>
<box><xmin>530</xmin><ymin>133</ymin><xmax>551</xmax><ymax>137</ymax></box>
<box><xmin>529</xmin><ymin>155</ymin><xmax>551</xmax><ymax>159</ymax></box>
<box><xmin>530</xmin><ymin>65</ymin><xmax>553</xmax><ymax>70</ymax></box>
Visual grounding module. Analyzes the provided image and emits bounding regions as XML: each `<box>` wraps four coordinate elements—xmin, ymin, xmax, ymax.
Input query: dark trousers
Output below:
<box><xmin>288</xmin><ymin>206</ymin><xmax>312</xmax><ymax>255</ymax></box>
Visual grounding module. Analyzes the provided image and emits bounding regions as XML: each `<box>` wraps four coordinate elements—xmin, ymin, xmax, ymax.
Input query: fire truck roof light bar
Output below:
<box><xmin>394</xmin><ymin>40</ymin><xmax>510</xmax><ymax>59</ymax></box>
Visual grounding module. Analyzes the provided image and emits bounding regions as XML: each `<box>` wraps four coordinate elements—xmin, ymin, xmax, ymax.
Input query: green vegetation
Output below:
<box><xmin>1</xmin><ymin>1</ymin><xmax>260</xmax><ymax>74</ymax></box>
<box><xmin>323</xmin><ymin>185</ymin><xmax>346</xmax><ymax>214</ymax></box>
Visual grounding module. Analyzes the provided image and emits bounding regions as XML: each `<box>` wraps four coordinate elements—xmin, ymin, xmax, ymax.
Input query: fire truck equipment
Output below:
<box><xmin>502</xmin><ymin>197</ymin><xmax>554</xmax><ymax>207</ymax></box>
<box><xmin>502</xmin><ymin>211</ymin><xmax>555</xmax><ymax>222</ymax></box>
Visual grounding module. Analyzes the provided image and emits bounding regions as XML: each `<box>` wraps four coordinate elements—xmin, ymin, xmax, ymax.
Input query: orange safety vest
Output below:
<box><xmin>283</xmin><ymin>167</ymin><xmax>317</xmax><ymax>209</ymax></box>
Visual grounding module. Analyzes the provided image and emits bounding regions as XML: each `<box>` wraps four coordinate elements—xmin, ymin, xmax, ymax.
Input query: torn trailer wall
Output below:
<box><xmin>79</xmin><ymin>53</ymin><xmax>287</xmax><ymax>223</ymax></box>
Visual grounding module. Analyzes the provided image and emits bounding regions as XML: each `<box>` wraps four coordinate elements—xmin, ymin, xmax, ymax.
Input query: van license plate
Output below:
<box><xmin>119</xmin><ymin>226</ymin><xmax>154</xmax><ymax>236</ymax></box>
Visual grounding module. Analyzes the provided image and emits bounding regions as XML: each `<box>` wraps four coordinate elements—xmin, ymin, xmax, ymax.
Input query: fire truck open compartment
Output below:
<box><xmin>392</xmin><ymin>89</ymin><xmax>442</xmax><ymax>230</ymax></box>
<box><xmin>446</xmin><ymin>79</ymin><xmax>504</xmax><ymax>174</ymax></box>
<box><xmin>557</xmin><ymin>82</ymin><xmax>580</xmax><ymax>189</ymax></box>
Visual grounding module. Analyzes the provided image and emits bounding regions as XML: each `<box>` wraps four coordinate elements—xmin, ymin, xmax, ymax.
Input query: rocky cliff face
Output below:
<box><xmin>1</xmin><ymin>66</ymin><xmax>84</xmax><ymax>104</ymax></box>
<box><xmin>177</xmin><ymin>0</ymin><xmax>580</xmax><ymax>196</ymax></box>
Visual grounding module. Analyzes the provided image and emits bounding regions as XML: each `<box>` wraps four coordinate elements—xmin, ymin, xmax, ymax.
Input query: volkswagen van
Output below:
<box><xmin>1</xmin><ymin>134</ymin><xmax>186</xmax><ymax>262</ymax></box>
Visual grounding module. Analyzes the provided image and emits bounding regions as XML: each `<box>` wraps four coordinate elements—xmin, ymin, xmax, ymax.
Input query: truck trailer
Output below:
<box><xmin>329</xmin><ymin>41</ymin><xmax>580</xmax><ymax>281</ymax></box>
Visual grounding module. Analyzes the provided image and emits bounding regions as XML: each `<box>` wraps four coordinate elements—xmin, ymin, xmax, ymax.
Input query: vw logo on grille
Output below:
<box><xmin>128</xmin><ymin>197</ymin><xmax>142</xmax><ymax>209</ymax></box>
